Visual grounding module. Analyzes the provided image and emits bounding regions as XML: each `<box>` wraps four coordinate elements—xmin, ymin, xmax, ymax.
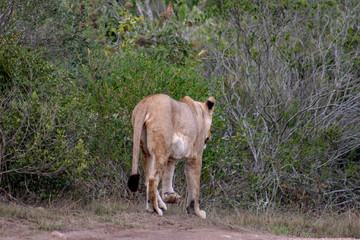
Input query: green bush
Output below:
<box><xmin>0</xmin><ymin>36</ymin><xmax>93</xmax><ymax>200</ymax></box>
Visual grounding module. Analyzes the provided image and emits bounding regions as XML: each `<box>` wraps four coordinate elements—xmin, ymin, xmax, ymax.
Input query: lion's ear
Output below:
<box><xmin>206</xmin><ymin>96</ymin><xmax>215</xmax><ymax>111</ymax></box>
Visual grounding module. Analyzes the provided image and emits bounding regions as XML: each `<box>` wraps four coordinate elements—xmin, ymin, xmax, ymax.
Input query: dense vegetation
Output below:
<box><xmin>1</xmin><ymin>0</ymin><xmax>359</xmax><ymax>215</ymax></box>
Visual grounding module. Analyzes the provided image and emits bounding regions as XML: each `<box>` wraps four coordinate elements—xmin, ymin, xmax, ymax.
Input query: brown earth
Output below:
<box><xmin>0</xmin><ymin>203</ymin><xmax>357</xmax><ymax>240</ymax></box>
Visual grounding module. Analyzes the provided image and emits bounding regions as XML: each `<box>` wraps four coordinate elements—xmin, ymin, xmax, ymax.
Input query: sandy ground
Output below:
<box><xmin>0</xmin><ymin>204</ymin><xmax>357</xmax><ymax>240</ymax></box>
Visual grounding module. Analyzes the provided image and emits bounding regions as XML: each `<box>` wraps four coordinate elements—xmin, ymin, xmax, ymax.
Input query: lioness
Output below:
<box><xmin>128</xmin><ymin>94</ymin><xmax>215</xmax><ymax>219</ymax></box>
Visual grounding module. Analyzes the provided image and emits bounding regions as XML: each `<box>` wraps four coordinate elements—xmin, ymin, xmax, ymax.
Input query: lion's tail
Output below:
<box><xmin>127</xmin><ymin>104</ymin><xmax>147</xmax><ymax>192</ymax></box>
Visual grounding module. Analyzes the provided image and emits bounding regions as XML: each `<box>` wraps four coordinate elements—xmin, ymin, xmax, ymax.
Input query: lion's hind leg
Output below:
<box><xmin>157</xmin><ymin>190</ymin><xmax>167</xmax><ymax>211</ymax></box>
<box><xmin>147</xmin><ymin>157</ymin><xmax>168</xmax><ymax>216</ymax></box>
<box><xmin>141</xmin><ymin>148</ymin><xmax>154</xmax><ymax>213</ymax></box>
<box><xmin>147</xmin><ymin>184</ymin><xmax>167</xmax><ymax>212</ymax></box>
<box><xmin>148</xmin><ymin>175</ymin><xmax>163</xmax><ymax>216</ymax></box>
<box><xmin>140</xmin><ymin>148</ymin><xmax>167</xmax><ymax>213</ymax></box>
<box><xmin>145</xmin><ymin>126</ymin><xmax>171</xmax><ymax>216</ymax></box>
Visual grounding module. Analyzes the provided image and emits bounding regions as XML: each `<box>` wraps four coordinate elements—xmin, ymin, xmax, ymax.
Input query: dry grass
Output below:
<box><xmin>209</xmin><ymin>208</ymin><xmax>360</xmax><ymax>238</ymax></box>
<box><xmin>0</xmin><ymin>199</ymin><xmax>134</xmax><ymax>236</ymax></box>
<box><xmin>0</xmin><ymin>202</ymin><xmax>80</xmax><ymax>233</ymax></box>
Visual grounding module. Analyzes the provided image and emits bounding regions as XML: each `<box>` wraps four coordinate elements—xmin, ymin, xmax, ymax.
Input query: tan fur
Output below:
<box><xmin>130</xmin><ymin>94</ymin><xmax>215</xmax><ymax>219</ymax></box>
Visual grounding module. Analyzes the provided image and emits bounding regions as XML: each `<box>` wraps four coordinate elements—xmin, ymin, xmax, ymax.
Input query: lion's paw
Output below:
<box><xmin>162</xmin><ymin>192</ymin><xmax>181</xmax><ymax>204</ymax></box>
<box><xmin>156</xmin><ymin>207</ymin><xmax>163</xmax><ymax>216</ymax></box>
<box><xmin>197</xmin><ymin>210</ymin><xmax>206</xmax><ymax>219</ymax></box>
<box><xmin>158</xmin><ymin>198</ymin><xmax>168</xmax><ymax>211</ymax></box>
<box><xmin>147</xmin><ymin>203</ymin><xmax>163</xmax><ymax>216</ymax></box>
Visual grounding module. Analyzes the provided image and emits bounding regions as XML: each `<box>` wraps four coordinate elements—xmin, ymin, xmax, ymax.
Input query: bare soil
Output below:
<box><xmin>0</xmin><ymin>203</ymin><xmax>357</xmax><ymax>240</ymax></box>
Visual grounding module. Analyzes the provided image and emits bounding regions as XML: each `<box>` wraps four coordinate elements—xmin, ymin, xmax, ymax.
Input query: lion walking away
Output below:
<box><xmin>128</xmin><ymin>94</ymin><xmax>215</xmax><ymax>219</ymax></box>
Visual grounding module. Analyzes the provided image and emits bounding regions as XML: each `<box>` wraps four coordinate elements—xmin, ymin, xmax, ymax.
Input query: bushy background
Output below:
<box><xmin>1</xmin><ymin>0</ymin><xmax>359</xmax><ymax>212</ymax></box>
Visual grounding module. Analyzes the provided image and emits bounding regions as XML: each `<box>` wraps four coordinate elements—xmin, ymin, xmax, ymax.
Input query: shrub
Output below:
<box><xmin>0</xmin><ymin>36</ymin><xmax>93</xmax><ymax>201</ymax></box>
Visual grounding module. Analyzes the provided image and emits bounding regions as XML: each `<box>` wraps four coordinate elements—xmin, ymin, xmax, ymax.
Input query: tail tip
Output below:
<box><xmin>128</xmin><ymin>174</ymin><xmax>140</xmax><ymax>192</ymax></box>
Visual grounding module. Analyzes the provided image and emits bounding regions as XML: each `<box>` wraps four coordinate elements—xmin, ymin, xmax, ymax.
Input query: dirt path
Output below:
<box><xmin>0</xmin><ymin>204</ymin><xmax>357</xmax><ymax>240</ymax></box>
<box><xmin>63</xmin><ymin>227</ymin><xmax>292</xmax><ymax>240</ymax></box>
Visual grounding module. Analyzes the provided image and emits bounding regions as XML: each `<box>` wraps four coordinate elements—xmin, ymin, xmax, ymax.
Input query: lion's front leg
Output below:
<box><xmin>161</xmin><ymin>160</ymin><xmax>181</xmax><ymax>204</ymax></box>
<box><xmin>185</xmin><ymin>158</ymin><xmax>206</xmax><ymax>219</ymax></box>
